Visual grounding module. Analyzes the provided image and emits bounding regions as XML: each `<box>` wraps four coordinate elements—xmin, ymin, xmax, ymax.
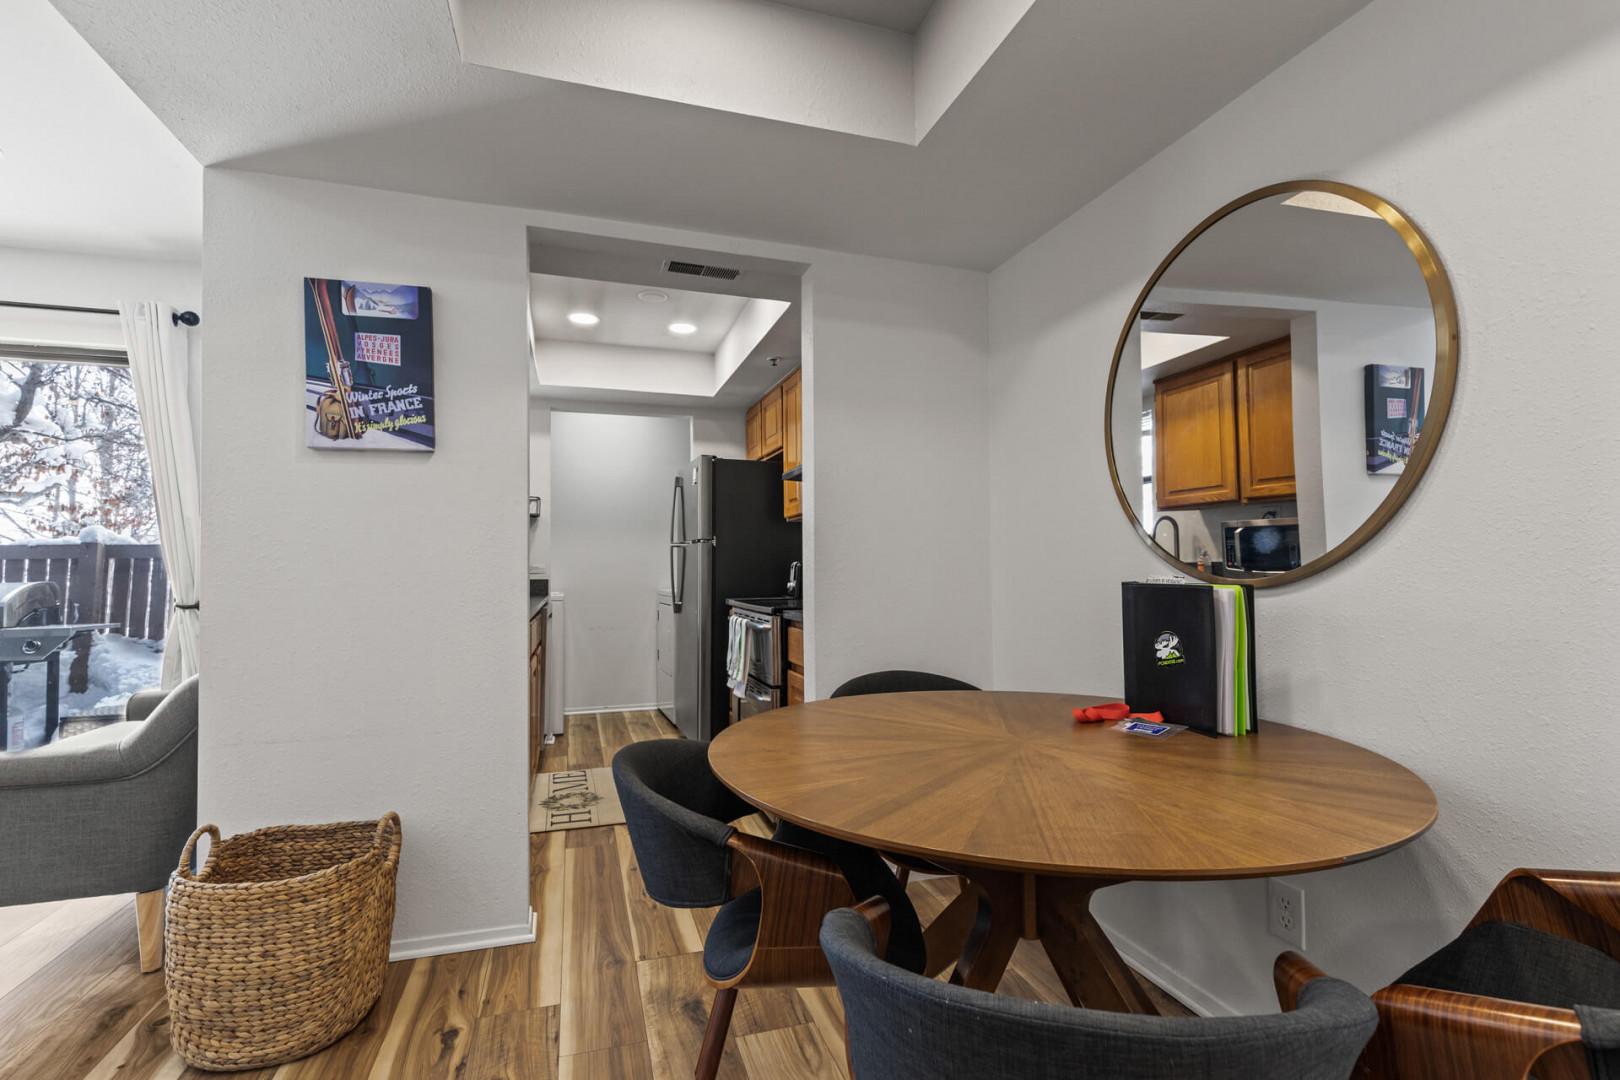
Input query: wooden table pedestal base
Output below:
<box><xmin>944</xmin><ymin>869</ymin><xmax>1159</xmax><ymax>1015</ymax></box>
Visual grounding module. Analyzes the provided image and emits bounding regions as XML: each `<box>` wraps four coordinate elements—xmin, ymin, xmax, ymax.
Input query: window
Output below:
<box><xmin>0</xmin><ymin>355</ymin><xmax>164</xmax><ymax>749</ymax></box>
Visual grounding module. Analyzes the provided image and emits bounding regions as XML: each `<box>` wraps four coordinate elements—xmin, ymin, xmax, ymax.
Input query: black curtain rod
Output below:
<box><xmin>0</xmin><ymin>299</ymin><xmax>200</xmax><ymax>327</ymax></box>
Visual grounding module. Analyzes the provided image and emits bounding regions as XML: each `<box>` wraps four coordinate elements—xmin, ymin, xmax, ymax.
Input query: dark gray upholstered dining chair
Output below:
<box><xmin>821</xmin><ymin>901</ymin><xmax>1379</xmax><ymax>1080</ymax></box>
<box><xmin>613</xmin><ymin>738</ymin><xmax>925</xmax><ymax>1080</ymax></box>
<box><xmin>0</xmin><ymin>675</ymin><xmax>199</xmax><ymax>973</ymax></box>
<box><xmin>829</xmin><ymin>669</ymin><xmax>979</xmax><ymax>699</ymax></box>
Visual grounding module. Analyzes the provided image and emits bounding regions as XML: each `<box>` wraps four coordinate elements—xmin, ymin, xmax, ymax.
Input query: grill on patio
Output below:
<box><xmin>0</xmin><ymin>581</ymin><xmax>116</xmax><ymax>751</ymax></box>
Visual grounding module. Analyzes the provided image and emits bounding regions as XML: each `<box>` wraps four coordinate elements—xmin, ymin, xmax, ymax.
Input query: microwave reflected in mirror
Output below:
<box><xmin>1109</xmin><ymin>183</ymin><xmax>1457</xmax><ymax>587</ymax></box>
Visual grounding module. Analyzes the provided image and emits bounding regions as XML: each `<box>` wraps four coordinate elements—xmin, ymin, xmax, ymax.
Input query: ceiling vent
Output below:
<box><xmin>1139</xmin><ymin>310</ymin><xmax>1183</xmax><ymax>322</ymax></box>
<box><xmin>664</xmin><ymin>259</ymin><xmax>741</xmax><ymax>281</ymax></box>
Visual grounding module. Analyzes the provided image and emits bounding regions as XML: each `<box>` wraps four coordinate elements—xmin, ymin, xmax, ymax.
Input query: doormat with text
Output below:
<box><xmin>530</xmin><ymin>767</ymin><xmax>626</xmax><ymax>833</ymax></box>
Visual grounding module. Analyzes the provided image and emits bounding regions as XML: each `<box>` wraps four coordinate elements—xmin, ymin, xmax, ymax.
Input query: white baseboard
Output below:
<box><xmin>563</xmin><ymin>703</ymin><xmax>658</xmax><ymax>716</ymax></box>
<box><xmin>1100</xmin><ymin>916</ymin><xmax>1239</xmax><ymax>1018</ymax></box>
<box><xmin>389</xmin><ymin>907</ymin><xmax>536</xmax><ymax>962</ymax></box>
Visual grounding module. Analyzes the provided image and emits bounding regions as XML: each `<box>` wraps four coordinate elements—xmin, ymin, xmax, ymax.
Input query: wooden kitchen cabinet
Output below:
<box><xmin>744</xmin><ymin>368</ymin><xmax>803</xmax><ymax>521</ymax></box>
<box><xmin>782</xmin><ymin>370</ymin><xmax>802</xmax><ymax>519</ymax></box>
<box><xmin>1154</xmin><ymin>361</ymin><xmax>1239</xmax><ymax>509</ymax></box>
<box><xmin>759</xmin><ymin>385</ymin><xmax>784</xmax><ymax>458</ymax></box>
<box><xmin>1235</xmin><ymin>339</ymin><xmax>1296</xmax><ymax>500</ymax></box>
<box><xmin>745</xmin><ymin>401</ymin><xmax>762</xmax><ymax>460</ymax></box>
<box><xmin>786</xmin><ymin>622</ymin><xmax>803</xmax><ymax>669</ymax></box>
<box><xmin>786</xmin><ymin>622</ymin><xmax>805</xmax><ymax>705</ymax></box>
<box><xmin>1153</xmin><ymin>338</ymin><xmax>1295</xmax><ymax>510</ymax></box>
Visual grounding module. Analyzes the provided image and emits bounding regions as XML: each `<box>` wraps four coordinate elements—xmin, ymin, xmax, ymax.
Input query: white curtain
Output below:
<box><xmin>119</xmin><ymin>302</ymin><xmax>200</xmax><ymax>688</ymax></box>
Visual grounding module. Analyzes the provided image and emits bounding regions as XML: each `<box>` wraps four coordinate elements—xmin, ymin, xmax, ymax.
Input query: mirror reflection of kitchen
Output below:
<box><xmin>1112</xmin><ymin>190</ymin><xmax>1435</xmax><ymax>578</ymax></box>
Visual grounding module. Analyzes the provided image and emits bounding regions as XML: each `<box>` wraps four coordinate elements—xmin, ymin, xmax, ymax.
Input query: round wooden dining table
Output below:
<box><xmin>708</xmin><ymin>690</ymin><xmax>1437</xmax><ymax>1014</ymax></box>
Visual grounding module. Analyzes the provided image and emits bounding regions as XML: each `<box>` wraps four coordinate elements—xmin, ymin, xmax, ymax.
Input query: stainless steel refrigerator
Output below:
<box><xmin>669</xmin><ymin>456</ymin><xmax>801</xmax><ymax>741</ymax></box>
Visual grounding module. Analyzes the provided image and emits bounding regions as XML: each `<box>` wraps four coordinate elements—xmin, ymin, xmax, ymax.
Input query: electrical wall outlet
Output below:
<box><xmin>1267</xmin><ymin>878</ymin><xmax>1307</xmax><ymax>950</ymax></box>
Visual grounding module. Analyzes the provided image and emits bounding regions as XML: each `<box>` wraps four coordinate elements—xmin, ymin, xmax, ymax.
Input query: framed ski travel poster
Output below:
<box><xmin>1363</xmin><ymin>363</ymin><xmax>1426</xmax><ymax>475</ymax></box>
<box><xmin>304</xmin><ymin>278</ymin><xmax>435</xmax><ymax>451</ymax></box>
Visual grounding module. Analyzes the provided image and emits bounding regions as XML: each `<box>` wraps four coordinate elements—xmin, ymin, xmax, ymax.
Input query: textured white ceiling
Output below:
<box><xmin>48</xmin><ymin>0</ymin><xmax>1372</xmax><ymax>269</ymax></box>
<box><xmin>774</xmin><ymin>0</ymin><xmax>936</xmax><ymax>33</ymax></box>
<box><xmin>1156</xmin><ymin>196</ymin><xmax>1431</xmax><ymax>308</ymax></box>
<box><xmin>2</xmin><ymin>0</ymin><xmax>199</xmax><ymax>259</ymax></box>
<box><xmin>529</xmin><ymin>276</ymin><xmax>750</xmax><ymax>353</ymax></box>
<box><xmin>451</xmin><ymin>0</ymin><xmax>922</xmax><ymax>143</ymax></box>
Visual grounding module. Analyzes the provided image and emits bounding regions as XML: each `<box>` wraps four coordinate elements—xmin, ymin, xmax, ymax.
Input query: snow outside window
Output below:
<box><xmin>0</xmin><ymin>357</ymin><xmax>163</xmax><ymax>748</ymax></box>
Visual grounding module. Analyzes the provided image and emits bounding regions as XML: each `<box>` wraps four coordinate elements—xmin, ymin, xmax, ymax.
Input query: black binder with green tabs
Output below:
<box><xmin>1121</xmin><ymin>582</ymin><xmax>1221</xmax><ymax>735</ymax></box>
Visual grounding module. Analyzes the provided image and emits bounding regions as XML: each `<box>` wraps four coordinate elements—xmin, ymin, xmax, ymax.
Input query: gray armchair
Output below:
<box><xmin>0</xmin><ymin>674</ymin><xmax>198</xmax><ymax>972</ymax></box>
<box><xmin>821</xmin><ymin>900</ymin><xmax>1379</xmax><ymax>1080</ymax></box>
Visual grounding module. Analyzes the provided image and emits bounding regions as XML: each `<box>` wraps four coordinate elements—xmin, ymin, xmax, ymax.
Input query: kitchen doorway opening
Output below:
<box><xmin>521</xmin><ymin>228</ymin><xmax>806</xmax><ymax>780</ymax></box>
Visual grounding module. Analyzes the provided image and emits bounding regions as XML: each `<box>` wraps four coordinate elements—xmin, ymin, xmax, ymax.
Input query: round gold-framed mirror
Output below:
<box><xmin>1105</xmin><ymin>180</ymin><xmax>1458</xmax><ymax>587</ymax></box>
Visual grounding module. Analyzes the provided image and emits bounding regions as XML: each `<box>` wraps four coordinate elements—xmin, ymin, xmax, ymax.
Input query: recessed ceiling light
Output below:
<box><xmin>637</xmin><ymin>290</ymin><xmax>669</xmax><ymax>304</ymax></box>
<box><xmin>1141</xmin><ymin>332</ymin><xmax>1230</xmax><ymax>368</ymax></box>
<box><xmin>1280</xmin><ymin>191</ymin><xmax>1382</xmax><ymax>219</ymax></box>
<box><xmin>668</xmin><ymin>322</ymin><xmax>697</xmax><ymax>335</ymax></box>
<box><xmin>567</xmin><ymin>311</ymin><xmax>600</xmax><ymax>327</ymax></box>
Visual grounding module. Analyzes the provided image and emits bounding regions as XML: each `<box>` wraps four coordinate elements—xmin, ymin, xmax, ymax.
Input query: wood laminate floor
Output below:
<box><xmin>0</xmin><ymin>710</ymin><xmax>1188</xmax><ymax>1079</ymax></box>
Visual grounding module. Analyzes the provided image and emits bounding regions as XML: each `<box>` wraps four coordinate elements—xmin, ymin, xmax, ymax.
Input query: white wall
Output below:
<box><xmin>914</xmin><ymin>0</ymin><xmax>1035</xmax><ymax>139</ymax></box>
<box><xmin>988</xmin><ymin>0</ymin><xmax>1620</xmax><ymax>1016</ymax></box>
<box><xmin>201</xmin><ymin>171</ymin><xmax>533</xmax><ymax>958</ymax></box>
<box><xmin>528</xmin><ymin>399</ymin><xmax>745</xmax><ymax>569</ymax></box>
<box><xmin>0</xmin><ymin>246</ymin><xmax>203</xmax><ymax>425</ymax></box>
<box><xmin>713</xmin><ymin>298</ymin><xmax>793</xmax><ymax>387</ymax></box>
<box><xmin>690</xmin><ymin>409</ymin><xmax>748</xmax><ymax>460</ymax></box>
<box><xmin>202</xmin><ymin>165</ymin><xmax>988</xmax><ymax>953</ymax></box>
<box><xmin>1311</xmin><ymin>303</ymin><xmax>1435</xmax><ymax>548</ymax></box>
<box><xmin>0</xmin><ymin>246</ymin><xmax>200</xmax><ymax>347</ymax></box>
<box><xmin>534</xmin><ymin>340</ymin><xmax>717</xmax><ymax>398</ymax></box>
<box><xmin>549</xmin><ymin>410</ymin><xmax>694</xmax><ymax>712</ymax></box>
<box><xmin>802</xmin><ymin>255</ymin><xmax>992</xmax><ymax>696</ymax></box>
<box><xmin>528</xmin><ymin>403</ymin><xmax>550</xmax><ymax>570</ymax></box>
<box><xmin>1288</xmin><ymin>313</ymin><xmax>1327</xmax><ymax>561</ymax></box>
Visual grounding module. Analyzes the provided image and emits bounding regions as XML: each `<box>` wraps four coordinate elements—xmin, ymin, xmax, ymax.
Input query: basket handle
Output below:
<box><xmin>375</xmin><ymin>812</ymin><xmax>403</xmax><ymax>871</ymax></box>
<box><xmin>176</xmin><ymin>823</ymin><xmax>221</xmax><ymax>879</ymax></box>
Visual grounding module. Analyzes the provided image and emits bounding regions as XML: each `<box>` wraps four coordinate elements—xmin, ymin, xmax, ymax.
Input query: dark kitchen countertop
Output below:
<box><xmin>782</xmin><ymin>609</ymin><xmax>803</xmax><ymax>625</ymax></box>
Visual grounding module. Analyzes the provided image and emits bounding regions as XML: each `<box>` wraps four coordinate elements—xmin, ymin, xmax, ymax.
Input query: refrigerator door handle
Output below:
<box><xmin>670</xmin><ymin>476</ymin><xmax>686</xmax><ymax>545</ymax></box>
<box><xmin>670</xmin><ymin>542</ymin><xmax>686</xmax><ymax>613</ymax></box>
<box><xmin>669</xmin><ymin>475</ymin><xmax>687</xmax><ymax>612</ymax></box>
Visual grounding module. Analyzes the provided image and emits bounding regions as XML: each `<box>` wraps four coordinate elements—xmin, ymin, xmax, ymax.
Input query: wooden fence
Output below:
<box><xmin>0</xmin><ymin>539</ymin><xmax>169</xmax><ymax>641</ymax></box>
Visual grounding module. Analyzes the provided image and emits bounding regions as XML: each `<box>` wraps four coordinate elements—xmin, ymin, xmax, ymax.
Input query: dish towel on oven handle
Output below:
<box><xmin>726</xmin><ymin>613</ymin><xmax>752</xmax><ymax>698</ymax></box>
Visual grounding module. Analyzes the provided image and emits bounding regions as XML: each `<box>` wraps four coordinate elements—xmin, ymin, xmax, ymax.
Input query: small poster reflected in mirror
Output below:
<box><xmin>1364</xmin><ymin>364</ymin><xmax>1426</xmax><ymax>475</ymax></box>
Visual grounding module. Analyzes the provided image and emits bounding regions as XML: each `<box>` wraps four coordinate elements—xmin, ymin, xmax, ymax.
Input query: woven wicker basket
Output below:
<box><xmin>164</xmin><ymin>813</ymin><xmax>402</xmax><ymax>1071</ymax></box>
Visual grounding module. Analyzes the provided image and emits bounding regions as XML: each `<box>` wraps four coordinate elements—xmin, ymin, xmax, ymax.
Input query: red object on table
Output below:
<box><xmin>1072</xmin><ymin>702</ymin><xmax>1165</xmax><ymax>725</ymax></box>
